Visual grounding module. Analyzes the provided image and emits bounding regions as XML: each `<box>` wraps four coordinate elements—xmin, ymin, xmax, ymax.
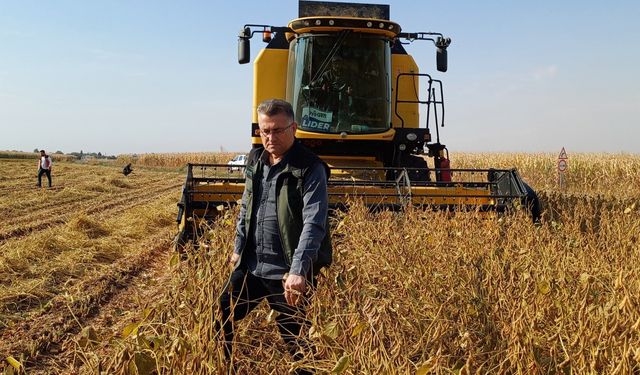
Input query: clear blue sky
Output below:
<box><xmin>1</xmin><ymin>0</ymin><xmax>639</xmax><ymax>155</ymax></box>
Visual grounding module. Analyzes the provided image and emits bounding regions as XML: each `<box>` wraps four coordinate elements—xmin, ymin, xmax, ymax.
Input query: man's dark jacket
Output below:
<box><xmin>238</xmin><ymin>142</ymin><xmax>332</xmax><ymax>276</ymax></box>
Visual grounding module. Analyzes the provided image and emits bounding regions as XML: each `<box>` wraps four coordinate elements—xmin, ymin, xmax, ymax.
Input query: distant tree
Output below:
<box><xmin>33</xmin><ymin>148</ymin><xmax>39</xmax><ymax>153</ymax></box>
<box><xmin>97</xmin><ymin>152</ymin><xmax>102</xmax><ymax>158</ymax></box>
<box><xmin>54</xmin><ymin>150</ymin><xmax>64</xmax><ymax>154</ymax></box>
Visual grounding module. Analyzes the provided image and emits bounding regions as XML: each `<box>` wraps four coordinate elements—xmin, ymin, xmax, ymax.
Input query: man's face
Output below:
<box><xmin>258</xmin><ymin>112</ymin><xmax>297</xmax><ymax>158</ymax></box>
<box><xmin>40</xmin><ymin>151</ymin><xmax>45</xmax><ymax>156</ymax></box>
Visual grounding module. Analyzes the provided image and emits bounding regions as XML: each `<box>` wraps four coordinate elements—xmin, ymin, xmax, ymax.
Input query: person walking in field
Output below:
<box><xmin>218</xmin><ymin>99</ymin><xmax>332</xmax><ymax>374</ymax></box>
<box><xmin>36</xmin><ymin>149</ymin><xmax>53</xmax><ymax>188</ymax></box>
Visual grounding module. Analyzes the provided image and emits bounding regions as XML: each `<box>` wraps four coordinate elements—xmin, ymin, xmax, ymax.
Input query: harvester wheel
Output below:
<box><xmin>405</xmin><ymin>155</ymin><xmax>430</xmax><ymax>181</ymax></box>
<box><xmin>522</xmin><ymin>182</ymin><xmax>542</xmax><ymax>224</ymax></box>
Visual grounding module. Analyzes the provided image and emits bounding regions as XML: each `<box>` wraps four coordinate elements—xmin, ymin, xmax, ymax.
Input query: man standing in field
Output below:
<box><xmin>36</xmin><ymin>149</ymin><xmax>53</xmax><ymax>188</ymax></box>
<box><xmin>218</xmin><ymin>99</ymin><xmax>332</xmax><ymax>373</ymax></box>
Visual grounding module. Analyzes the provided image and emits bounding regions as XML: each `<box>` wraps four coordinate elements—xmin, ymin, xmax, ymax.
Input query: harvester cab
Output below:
<box><xmin>174</xmin><ymin>1</ymin><xmax>540</xmax><ymax>249</ymax></box>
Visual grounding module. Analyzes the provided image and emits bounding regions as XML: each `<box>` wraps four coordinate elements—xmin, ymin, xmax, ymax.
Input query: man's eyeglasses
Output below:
<box><xmin>259</xmin><ymin>123</ymin><xmax>294</xmax><ymax>137</ymax></box>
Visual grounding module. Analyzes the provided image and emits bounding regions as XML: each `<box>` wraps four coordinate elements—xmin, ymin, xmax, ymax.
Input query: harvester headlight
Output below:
<box><xmin>329</xmin><ymin>19</ymin><xmax>335</xmax><ymax>25</ymax></box>
<box><xmin>379</xmin><ymin>22</ymin><xmax>385</xmax><ymax>28</ymax></box>
<box><xmin>406</xmin><ymin>133</ymin><xmax>417</xmax><ymax>141</ymax></box>
<box><xmin>367</xmin><ymin>22</ymin><xmax>372</xmax><ymax>27</ymax></box>
<box><xmin>398</xmin><ymin>144</ymin><xmax>407</xmax><ymax>151</ymax></box>
<box><xmin>315</xmin><ymin>19</ymin><xmax>321</xmax><ymax>25</ymax></box>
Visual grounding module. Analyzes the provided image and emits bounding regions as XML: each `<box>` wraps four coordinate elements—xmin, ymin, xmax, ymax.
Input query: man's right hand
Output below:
<box><xmin>228</xmin><ymin>253</ymin><xmax>240</xmax><ymax>267</ymax></box>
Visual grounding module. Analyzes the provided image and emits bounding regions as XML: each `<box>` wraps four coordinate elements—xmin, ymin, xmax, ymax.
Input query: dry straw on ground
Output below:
<box><xmin>0</xmin><ymin>160</ymin><xmax>183</xmax><ymax>367</ymax></box>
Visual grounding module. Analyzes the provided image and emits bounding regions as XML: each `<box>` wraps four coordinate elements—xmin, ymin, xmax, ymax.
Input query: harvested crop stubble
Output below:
<box><xmin>0</xmin><ymin>160</ymin><xmax>182</xmax><ymax>241</ymax></box>
<box><xmin>0</xmin><ymin>160</ymin><xmax>182</xmax><ymax>327</ymax></box>
<box><xmin>0</xmin><ymin>195</ymin><xmax>176</xmax><ymax>315</ymax></box>
<box><xmin>0</xmin><ymin>192</ymin><xmax>180</xmax><ymax>368</ymax></box>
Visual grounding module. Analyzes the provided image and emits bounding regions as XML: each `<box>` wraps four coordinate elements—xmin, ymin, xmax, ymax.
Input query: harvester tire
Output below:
<box><xmin>404</xmin><ymin>155</ymin><xmax>430</xmax><ymax>182</ymax></box>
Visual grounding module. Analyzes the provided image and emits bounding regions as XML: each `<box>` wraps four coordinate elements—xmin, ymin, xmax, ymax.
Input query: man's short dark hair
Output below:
<box><xmin>257</xmin><ymin>99</ymin><xmax>295</xmax><ymax>123</ymax></box>
<box><xmin>40</xmin><ymin>150</ymin><xmax>45</xmax><ymax>153</ymax></box>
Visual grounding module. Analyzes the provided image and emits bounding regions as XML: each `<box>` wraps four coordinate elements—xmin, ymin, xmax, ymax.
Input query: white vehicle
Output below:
<box><xmin>227</xmin><ymin>154</ymin><xmax>247</xmax><ymax>172</ymax></box>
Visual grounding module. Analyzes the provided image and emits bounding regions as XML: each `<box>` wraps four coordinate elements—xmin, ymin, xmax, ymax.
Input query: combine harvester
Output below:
<box><xmin>175</xmin><ymin>1</ymin><xmax>540</xmax><ymax>246</ymax></box>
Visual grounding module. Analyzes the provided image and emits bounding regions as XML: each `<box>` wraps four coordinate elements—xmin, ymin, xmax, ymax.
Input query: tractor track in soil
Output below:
<box><xmin>31</xmin><ymin>245</ymin><xmax>175</xmax><ymax>374</ymax></box>
<box><xmin>0</xmin><ymin>187</ymin><xmax>80</xmax><ymax>211</ymax></box>
<box><xmin>0</xmin><ymin>173</ymin><xmax>170</xmax><ymax>205</ymax></box>
<box><xmin>0</xmin><ymin>180</ymin><xmax>69</xmax><ymax>194</ymax></box>
<box><xmin>0</xmin><ymin>181</ymin><xmax>182</xmax><ymax>245</ymax></box>
<box><xmin>0</xmin><ymin>182</ymin><xmax>180</xmax><ymax>245</ymax></box>
<box><xmin>0</xmin><ymin>172</ymin><xmax>75</xmax><ymax>189</ymax></box>
<box><xmin>0</xmin><ymin>232</ymin><xmax>174</xmax><ymax>371</ymax></box>
<box><xmin>0</xmin><ymin>175</ymin><xmax>174</xmax><ymax>227</ymax></box>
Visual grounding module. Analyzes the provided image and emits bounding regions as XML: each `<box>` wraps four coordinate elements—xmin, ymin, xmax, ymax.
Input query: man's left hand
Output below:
<box><xmin>283</xmin><ymin>274</ymin><xmax>306</xmax><ymax>306</ymax></box>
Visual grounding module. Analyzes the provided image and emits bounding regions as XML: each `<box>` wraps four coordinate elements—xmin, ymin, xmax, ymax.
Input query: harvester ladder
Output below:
<box><xmin>394</xmin><ymin>72</ymin><xmax>445</xmax><ymax>136</ymax></box>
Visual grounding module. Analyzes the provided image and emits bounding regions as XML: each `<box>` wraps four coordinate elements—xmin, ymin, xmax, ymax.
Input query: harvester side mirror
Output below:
<box><xmin>436</xmin><ymin>36</ymin><xmax>451</xmax><ymax>72</ymax></box>
<box><xmin>238</xmin><ymin>27</ymin><xmax>251</xmax><ymax>64</ymax></box>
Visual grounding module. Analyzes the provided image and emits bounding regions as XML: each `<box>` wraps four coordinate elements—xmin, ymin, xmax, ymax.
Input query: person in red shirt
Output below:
<box><xmin>36</xmin><ymin>149</ymin><xmax>53</xmax><ymax>188</ymax></box>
